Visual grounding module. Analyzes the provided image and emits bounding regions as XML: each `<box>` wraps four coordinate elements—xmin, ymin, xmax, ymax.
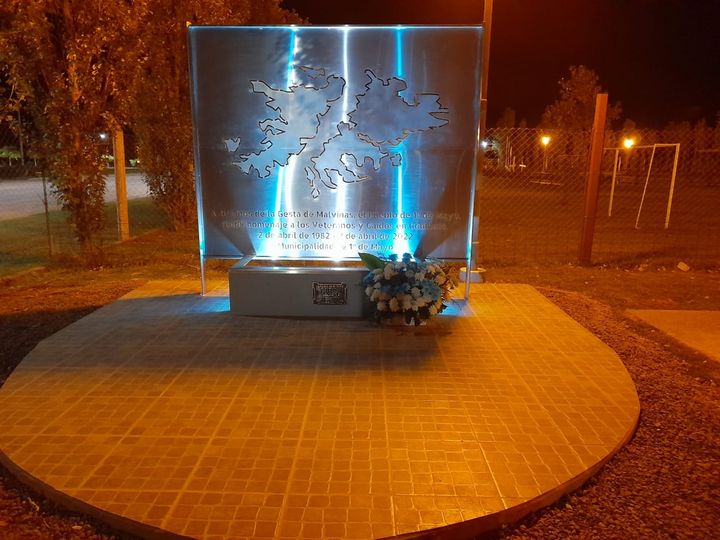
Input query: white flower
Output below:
<box><xmin>373</xmin><ymin>282</ymin><xmax>381</xmax><ymax>289</ymax></box>
<box><xmin>389</xmin><ymin>297</ymin><xmax>399</xmax><ymax>312</ymax></box>
<box><xmin>377</xmin><ymin>300</ymin><xmax>388</xmax><ymax>311</ymax></box>
<box><xmin>422</xmin><ymin>293</ymin><xmax>433</xmax><ymax>304</ymax></box>
<box><xmin>394</xmin><ymin>261</ymin><xmax>403</xmax><ymax>270</ymax></box>
<box><xmin>410</xmin><ymin>287</ymin><xmax>421</xmax><ymax>298</ymax></box>
<box><xmin>416</xmin><ymin>297</ymin><xmax>427</xmax><ymax>308</ymax></box>
<box><xmin>365</xmin><ymin>285</ymin><xmax>373</xmax><ymax>297</ymax></box>
<box><xmin>379</xmin><ymin>292</ymin><xmax>390</xmax><ymax>301</ymax></box>
<box><xmin>415</xmin><ymin>272</ymin><xmax>426</xmax><ymax>281</ymax></box>
<box><xmin>370</xmin><ymin>289</ymin><xmax>381</xmax><ymax>301</ymax></box>
<box><xmin>402</xmin><ymin>295</ymin><xmax>413</xmax><ymax>310</ymax></box>
<box><xmin>373</xmin><ymin>272</ymin><xmax>383</xmax><ymax>282</ymax></box>
<box><xmin>383</xmin><ymin>263</ymin><xmax>396</xmax><ymax>280</ymax></box>
<box><xmin>435</xmin><ymin>275</ymin><xmax>446</xmax><ymax>285</ymax></box>
<box><xmin>429</xmin><ymin>305</ymin><xmax>438</xmax><ymax>315</ymax></box>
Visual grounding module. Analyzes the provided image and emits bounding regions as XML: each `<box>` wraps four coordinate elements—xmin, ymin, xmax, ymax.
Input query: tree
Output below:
<box><xmin>126</xmin><ymin>0</ymin><xmax>303</xmax><ymax>230</ymax></box>
<box><xmin>622</xmin><ymin>118</ymin><xmax>637</xmax><ymax>131</ymax></box>
<box><xmin>540</xmin><ymin>65</ymin><xmax>622</xmax><ymax>130</ymax></box>
<box><xmin>496</xmin><ymin>106</ymin><xmax>517</xmax><ymax>128</ymax></box>
<box><xmin>0</xmin><ymin>1</ymin><xmax>136</xmax><ymax>253</ymax></box>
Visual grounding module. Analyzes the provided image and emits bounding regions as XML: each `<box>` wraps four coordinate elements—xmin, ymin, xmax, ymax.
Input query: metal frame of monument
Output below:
<box><xmin>188</xmin><ymin>25</ymin><xmax>483</xmax><ymax>306</ymax></box>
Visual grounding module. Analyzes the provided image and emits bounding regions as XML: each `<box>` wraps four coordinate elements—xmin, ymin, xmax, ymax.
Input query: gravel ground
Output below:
<box><xmin>0</xmin><ymin>270</ymin><xmax>718</xmax><ymax>539</ymax></box>
<box><xmin>0</xmin><ymin>474</ymin><xmax>137</xmax><ymax>540</ymax></box>
<box><xmin>501</xmin><ymin>288</ymin><xmax>720</xmax><ymax>540</ymax></box>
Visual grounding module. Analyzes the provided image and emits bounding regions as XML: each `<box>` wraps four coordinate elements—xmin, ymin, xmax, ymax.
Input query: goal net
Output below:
<box><xmin>606</xmin><ymin>143</ymin><xmax>680</xmax><ymax>229</ymax></box>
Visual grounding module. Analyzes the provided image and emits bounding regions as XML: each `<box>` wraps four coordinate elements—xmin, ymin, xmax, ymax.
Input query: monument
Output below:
<box><xmin>188</xmin><ymin>25</ymin><xmax>483</xmax><ymax>315</ymax></box>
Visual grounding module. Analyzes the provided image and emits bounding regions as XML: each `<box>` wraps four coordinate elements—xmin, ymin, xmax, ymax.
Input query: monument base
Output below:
<box><xmin>228</xmin><ymin>264</ymin><xmax>371</xmax><ymax>318</ymax></box>
<box><xmin>460</xmin><ymin>267</ymin><xmax>486</xmax><ymax>283</ymax></box>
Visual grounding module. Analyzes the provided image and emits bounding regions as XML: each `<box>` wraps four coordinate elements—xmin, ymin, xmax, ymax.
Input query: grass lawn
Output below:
<box><xmin>477</xmin><ymin>176</ymin><xmax>720</xmax><ymax>266</ymax></box>
<box><xmin>0</xmin><ymin>197</ymin><xmax>168</xmax><ymax>277</ymax></box>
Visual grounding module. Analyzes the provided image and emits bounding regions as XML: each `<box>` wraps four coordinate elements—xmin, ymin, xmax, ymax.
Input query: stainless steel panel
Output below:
<box><xmin>189</xmin><ymin>26</ymin><xmax>483</xmax><ymax>261</ymax></box>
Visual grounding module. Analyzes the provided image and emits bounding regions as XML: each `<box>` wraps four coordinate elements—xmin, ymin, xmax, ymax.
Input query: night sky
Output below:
<box><xmin>282</xmin><ymin>0</ymin><xmax>720</xmax><ymax>128</ymax></box>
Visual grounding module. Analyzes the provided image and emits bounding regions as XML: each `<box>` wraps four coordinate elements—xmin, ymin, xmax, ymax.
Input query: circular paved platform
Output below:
<box><xmin>0</xmin><ymin>282</ymin><xmax>639</xmax><ymax>540</ymax></box>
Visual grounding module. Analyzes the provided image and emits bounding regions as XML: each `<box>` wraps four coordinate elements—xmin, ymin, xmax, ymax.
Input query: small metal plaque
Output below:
<box><xmin>312</xmin><ymin>282</ymin><xmax>348</xmax><ymax>305</ymax></box>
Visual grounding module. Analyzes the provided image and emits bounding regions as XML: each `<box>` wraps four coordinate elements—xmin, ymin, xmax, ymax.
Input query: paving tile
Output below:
<box><xmin>0</xmin><ymin>281</ymin><xmax>639</xmax><ymax>539</ymax></box>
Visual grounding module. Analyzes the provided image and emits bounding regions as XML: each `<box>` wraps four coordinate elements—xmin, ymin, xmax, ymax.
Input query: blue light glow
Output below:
<box><xmin>269</xmin><ymin>28</ymin><xmax>299</xmax><ymax>258</ymax></box>
<box><xmin>190</xmin><ymin>297</ymin><xmax>230</xmax><ymax>313</ymax></box>
<box><xmin>393</xmin><ymin>27</ymin><xmax>411</xmax><ymax>256</ymax></box>
<box><xmin>189</xmin><ymin>25</ymin><xmax>482</xmax><ymax>263</ymax></box>
<box><xmin>331</xmin><ymin>26</ymin><xmax>351</xmax><ymax>261</ymax></box>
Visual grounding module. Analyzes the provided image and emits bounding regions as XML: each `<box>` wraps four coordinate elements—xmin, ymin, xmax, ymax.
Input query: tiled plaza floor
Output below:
<box><xmin>0</xmin><ymin>282</ymin><xmax>639</xmax><ymax>540</ymax></box>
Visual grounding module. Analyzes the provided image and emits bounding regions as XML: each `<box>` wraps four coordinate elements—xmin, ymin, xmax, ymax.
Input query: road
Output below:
<box><xmin>0</xmin><ymin>172</ymin><xmax>150</xmax><ymax>221</ymax></box>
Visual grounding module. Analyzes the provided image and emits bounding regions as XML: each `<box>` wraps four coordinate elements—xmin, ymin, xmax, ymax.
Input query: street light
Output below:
<box><xmin>621</xmin><ymin>136</ymin><xmax>636</xmax><ymax>177</ymax></box>
<box><xmin>540</xmin><ymin>135</ymin><xmax>551</xmax><ymax>172</ymax></box>
<box><xmin>608</xmin><ymin>137</ymin><xmax>638</xmax><ymax>217</ymax></box>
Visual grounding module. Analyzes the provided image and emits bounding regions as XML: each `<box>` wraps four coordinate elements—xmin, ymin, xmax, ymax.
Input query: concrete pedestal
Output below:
<box><xmin>228</xmin><ymin>264</ymin><xmax>371</xmax><ymax>318</ymax></box>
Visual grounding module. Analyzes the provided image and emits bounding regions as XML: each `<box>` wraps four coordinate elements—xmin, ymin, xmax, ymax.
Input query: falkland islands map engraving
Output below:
<box><xmin>224</xmin><ymin>67</ymin><xmax>449</xmax><ymax>199</ymax></box>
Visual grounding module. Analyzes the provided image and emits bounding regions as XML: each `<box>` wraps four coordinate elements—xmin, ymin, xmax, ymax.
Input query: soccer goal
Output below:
<box><xmin>606</xmin><ymin>143</ymin><xmax>680</xmax><ymax>229</ymax></box>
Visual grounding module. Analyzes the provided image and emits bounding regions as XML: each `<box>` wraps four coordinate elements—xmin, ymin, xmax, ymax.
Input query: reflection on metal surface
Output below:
<box><xmin>226</xmin><ymin>68</ymin><xmax>447</xmax><ymax>199</ymax></box>
<box><xmin>394</xmin><ymin>27</ymin><xmax>409</xmax><ymax>255</ymax></box>
<box><xmin>189</xmin><ymin>26</ymin><xmax>483</xmax><ymax>261</ymax></box>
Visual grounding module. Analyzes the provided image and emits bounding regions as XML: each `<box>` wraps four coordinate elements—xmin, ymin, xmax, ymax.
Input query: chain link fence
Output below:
<box><xmin>3</xmin><ymin>117</ymin><xmax>720</xmax><ymax>276</ymax></box>
<box><xmin>0</xmin><ymin>122</ymin><xmax>167</xmax><ymax>276</ymax></box>
<box><xmin>477</xmin><ymin>128</ymin><xmax>590</xmax><ymax>264</ymax></box>
<box><xmin>478</xmin><ymin>126</ymin><xmax>720</xmax><ymax>265</ymax></box>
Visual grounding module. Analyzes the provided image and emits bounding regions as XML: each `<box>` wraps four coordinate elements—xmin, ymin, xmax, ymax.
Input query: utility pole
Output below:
<box><xmin>578</xmin><ymin>93</ymin><xmax>608</xmax><ymax>265</ymax></box>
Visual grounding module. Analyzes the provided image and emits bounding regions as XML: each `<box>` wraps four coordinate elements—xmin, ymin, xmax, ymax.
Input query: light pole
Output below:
<box><xmin>541</xmin><ymin>135</ymin><xmax>551</xmax><ymax>172</ymax></box>
<box><xmin>100</xmin><ymin>130</ymin><xmax>129</xmax><ymax>241</ymax></box>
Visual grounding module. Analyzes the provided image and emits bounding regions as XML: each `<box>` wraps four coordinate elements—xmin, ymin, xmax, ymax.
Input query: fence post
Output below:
<box><xmin>578</xmin><ymin>93</ymin><xmax>608</xmax><ymax>265</ymax></box>
<box><xmin>112</xmin><ymin>128</ymin><xmax>130</xmax><ymax>241</ymax></box>
<box><xmin>41</xmin><ymin>174</ymin><xmax>53</xmax><ymax>257</ymax></box>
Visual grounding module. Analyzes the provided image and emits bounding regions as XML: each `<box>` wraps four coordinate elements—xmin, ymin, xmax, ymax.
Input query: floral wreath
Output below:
<box><xmin>360</xmin><ymin>252</ymin><xmax>455</xmax><ymax>325</ymax></box>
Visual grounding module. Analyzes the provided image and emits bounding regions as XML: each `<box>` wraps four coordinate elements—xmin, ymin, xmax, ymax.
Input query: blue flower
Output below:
<box><xmin>420</xmin><ymin>280</ymin><xmax>442</xmax><ymax>301</ymax></box>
